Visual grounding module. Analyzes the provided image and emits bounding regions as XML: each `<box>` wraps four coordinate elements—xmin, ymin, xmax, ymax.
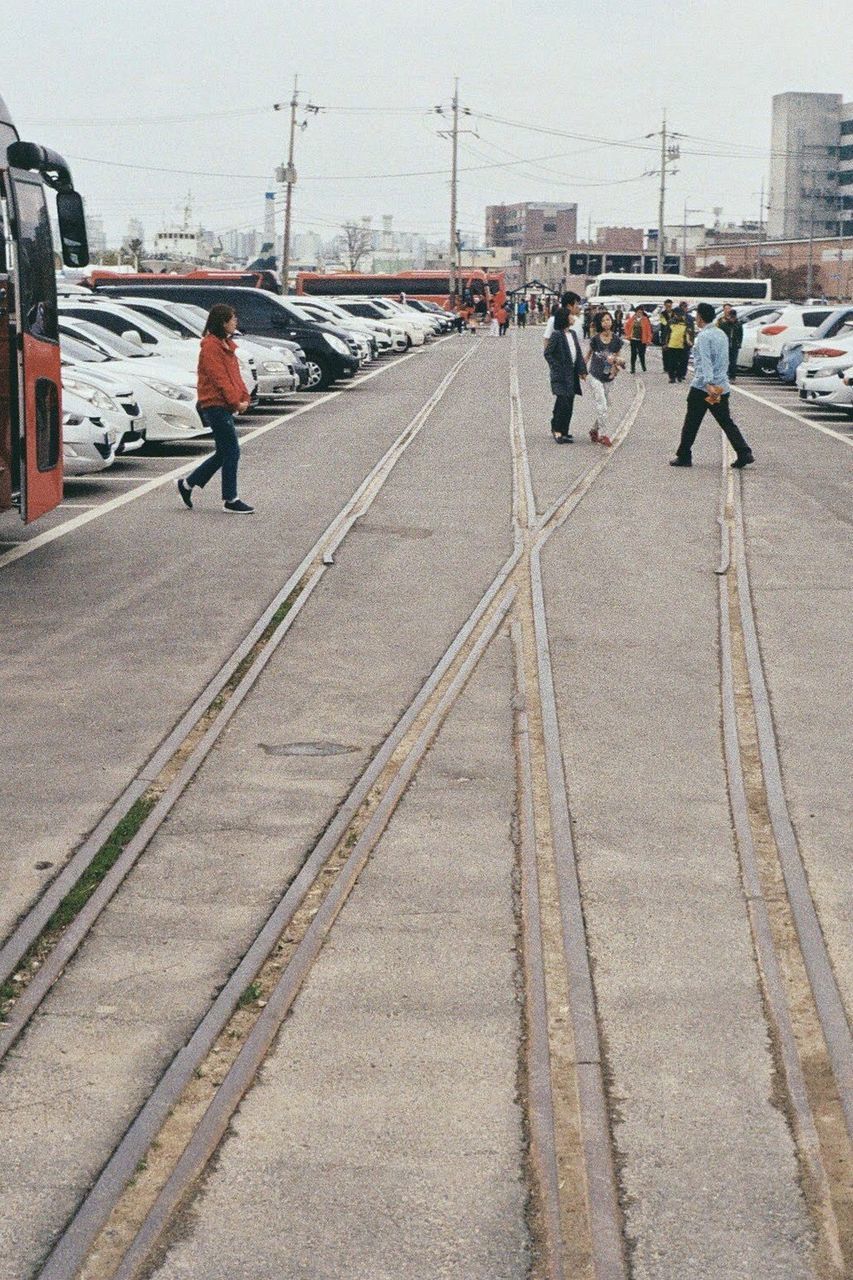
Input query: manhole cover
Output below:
<box><xmin>259</xmin><ymin>742</ymin><xmax>357</xmax><ymax>757</ymax></box>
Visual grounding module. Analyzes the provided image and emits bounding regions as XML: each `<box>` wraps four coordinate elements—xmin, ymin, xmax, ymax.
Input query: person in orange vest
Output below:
<box><xmin>623</xmin><ymin>304</ymin><xmax>652</xmax><ymax>373</ymax></box>
<box><xmin>496</xmin><ymin>301</ymin><xmax>509</xmax><ymax>336</ymax></box>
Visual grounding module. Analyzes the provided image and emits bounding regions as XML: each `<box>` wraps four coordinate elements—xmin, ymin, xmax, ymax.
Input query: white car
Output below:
<box><xmin>58</xmin><ymin>318</ymin><xmax>208</xmax><ymax>442</ymax></box>
<box><xmin>61</xmin><ymin>354</ymin><xmax>145</xmax><ymax>453</ymax></box>
<box><xmin>375</xmin><ymin>297</ymin><xmax>439</xmax><ymax>338</ymax></box>
<box><xmin>293</xmin><ymin>297</ymin><xmax>401</xmax><ymax>354</ymax></box>
<box><xmin>795</xmin><ymin>329</ymin><xmax>853</xmax><ymax>413</ymax></box>
<box><xmin>752</xmin><ymin>304</ymin><xmax>836</xmax><ymax>372</ymax></box>
<box><xmin>58</xmin><ymin>298</ymin><xmax>259</xmax><ymax>400</ymax></box>
<box><xmin>60</xmin><ymin>385</ymin><xmax>119</xmax><ymax>475</ymax></box>
<box><xmin>736</xmin><ymin>311</ymin><xmax>782</xmax><ymax>371</ymax></box>
<box><xmin>333</xmin><ymin>298</ymin><xmax>426</xmax><ymax>347</ymax></box>
<box><xmin>107</xmin><ymin>296</ymin><xmax>301</xmax><ymax>403</ymax></box>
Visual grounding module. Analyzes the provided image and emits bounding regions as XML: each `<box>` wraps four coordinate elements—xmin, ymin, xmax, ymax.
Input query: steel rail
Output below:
<box><xmin>511</xmin><ymin>619</ymin><xmax>566</xmax><ymax>1280</ymax></box>
<box><xmin>716</xmin><ymin>447</ymin><xmax>843</xmax><ymax>1268</ymax></box>
<box><xmin>40</xmin><ymin>586</ymin><xmax>517</xmax><ymax>1280</ymax></box>
<box><xmin>731</xmin><ymin>472</ymin><xmax>853</xmax><ymax>1140</ymax></box>
<box><xmin>0</xmin><ymin>343</ymin><xmax>481</xmax><ymax>1049</ymax></box>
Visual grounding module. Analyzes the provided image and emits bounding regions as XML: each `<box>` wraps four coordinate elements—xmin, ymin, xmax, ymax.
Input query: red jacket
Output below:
<box><xmin>625</xmin><ymin>311</ymin><xmax>652</xmax><ymax>344</ymax></box>
<box><xmin>197</xmin><ymin>334</ymin><xmax>249</xmax><ymax>411</ymax></box>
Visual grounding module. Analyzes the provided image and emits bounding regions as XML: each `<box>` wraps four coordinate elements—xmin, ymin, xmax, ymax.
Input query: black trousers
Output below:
<box><xmin>676</xmin><ymin>387</ymin><xmax>751</xmax><ymax>460</ymax></box>
<box><xmin>551</xmin><ymin>394</ymin><xmax>575</xmax><ymax>437</ymax></box>
<box><xmin>630</xmin><ymin>339</ymin><xmax>647</xmax><ymax>372</ymax></box>
<box><xmin>669</xmin><ymin>348</ymin><xmax>690</xmax><ymax>381</ymax></box>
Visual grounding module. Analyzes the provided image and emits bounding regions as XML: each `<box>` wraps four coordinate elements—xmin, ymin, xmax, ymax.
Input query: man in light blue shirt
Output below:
<box><xmin>670</xmin><ymin>302</ymin><xmax>754</xmax><ymax>468</ymax></box>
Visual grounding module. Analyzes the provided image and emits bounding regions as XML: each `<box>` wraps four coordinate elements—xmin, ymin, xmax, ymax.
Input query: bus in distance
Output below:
<box><xmin>1</xmin><ymin>92</ymin><xmax>89</xmax><ymax>523</ymax></box>
<box><xmin>296</xmin><ymin>269</ymin><xmax>506</xmax><ymax>311</ymax></box>
<box><xmin>586</xmin><ymin>274</ymin><xmax>772</xmax><ymax>306</ymax></box>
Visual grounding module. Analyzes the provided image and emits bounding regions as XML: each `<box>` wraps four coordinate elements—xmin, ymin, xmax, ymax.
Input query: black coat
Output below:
<box><xmin>544</xmin><ymin>329</ymin><xmax>587</xmax><ymax>397</ymax></box>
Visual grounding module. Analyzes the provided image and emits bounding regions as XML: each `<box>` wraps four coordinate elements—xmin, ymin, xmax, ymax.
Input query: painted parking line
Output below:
<box><xmin>0</xmin><ymin>345</ymin><xmax>446</xmax><ymax>571</ymax></box>
<box><xmin>731</xmin><ymin>383</ymin><xmax>853</xmax><ymax>446</ymax></box>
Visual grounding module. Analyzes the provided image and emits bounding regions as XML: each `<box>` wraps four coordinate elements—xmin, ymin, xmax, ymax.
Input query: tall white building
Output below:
<box><xmin>768</xmin><ymin>92</ymin><xmax>853</xmax><ymax>239</ymax></box>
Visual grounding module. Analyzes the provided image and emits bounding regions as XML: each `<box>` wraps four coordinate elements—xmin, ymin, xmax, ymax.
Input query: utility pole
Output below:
<box><xmin>755</xmin><ymin>177</ymin><xmax>765</xmax><ymax>279</ymax></box>
<box><xmin>807</xmin><ymin>168</ymin><xmax>816</xmax><ymax>299</ymax></box>
<box><xmin>449</xmin><ymin>78</ymin><xmax>460</xmax><ymax>307</ymax></box>
<box><xmin>655</xmin><ymin>110</ymin><xmax>680</xmax><ymax>274</ymax></box>
<box><xmin>274</xmin><ymin>78</ymin><xmax>321</xmax><ymax>293</ymax></box>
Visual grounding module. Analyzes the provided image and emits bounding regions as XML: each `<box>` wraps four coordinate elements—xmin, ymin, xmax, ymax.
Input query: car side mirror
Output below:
<box><xmin>121</xmin><ymin>329</ymin><xmax>144</xmax><ymax>347</ymax></box>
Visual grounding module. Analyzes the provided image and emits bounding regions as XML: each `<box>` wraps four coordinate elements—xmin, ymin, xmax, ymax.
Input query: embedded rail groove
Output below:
<box><xmin>718</xmin><ymin>440</ymin><xmax>851</xmax><ymax>1273</ymax></box>
<box><xmin>0</xmin><ymin>339</ymin><xmax>483</xmax><ymax>1056</ymax></box>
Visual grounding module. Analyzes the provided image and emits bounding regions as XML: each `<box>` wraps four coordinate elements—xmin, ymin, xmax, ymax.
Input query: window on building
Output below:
<box><xmin>543</xmin><ymin>221</ymin><xmax>557</xmax><ymax>234</ymax></box>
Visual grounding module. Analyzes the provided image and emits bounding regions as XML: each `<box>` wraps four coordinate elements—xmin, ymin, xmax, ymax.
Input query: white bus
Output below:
<box><xmin>586</xmin><ymin>274</ymin><xmax>772</xmax><ymax>306</ymax></box>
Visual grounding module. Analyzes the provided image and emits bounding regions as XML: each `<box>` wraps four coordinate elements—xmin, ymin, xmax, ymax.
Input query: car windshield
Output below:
<box><xmin>63</xmin><ymin>317</ymin><xmax>156</xmax><ymax>357</ymax></box>
<box><xmin>119</xmin><ymin>302</ymin><xmax>198</xmax><ymax>337</ymax></box>
<box><xmin>59</xmin><ymin>332</ymin><xmax>109</xmax><ymax>363</ymax></box>
<box><xmin>165</xmin><ymin>304</ymin><xmax>206</xmax><ymax>334</ymax></box>
<box><xmin>109</xmin><ymin>307</ymin><xmax>177</xmax><ymax>341</ymax></box>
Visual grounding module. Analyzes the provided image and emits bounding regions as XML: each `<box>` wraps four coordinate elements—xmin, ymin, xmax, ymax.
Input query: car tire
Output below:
<box><xmin>305</xmin><ymin>359</ymin><xmax>332</xmax><ymax>391</ymax></box>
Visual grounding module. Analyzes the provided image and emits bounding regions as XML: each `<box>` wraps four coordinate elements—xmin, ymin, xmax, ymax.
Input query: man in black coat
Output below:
<box><xmin>544</xmin><ymin>297</ymin><xmax>588</xmax><ymax>442</ymax></box>
<box><xmin>716</xmin><ymin>304</ymin><xmax>744</xmax><ymax>380</ymax></box>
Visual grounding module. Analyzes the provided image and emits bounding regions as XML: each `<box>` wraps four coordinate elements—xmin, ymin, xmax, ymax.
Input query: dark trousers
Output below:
<box><xmin>676</xmin><ymin>387</ymin><xmax>751</xmax><ymax>461</ymax></box>
<box><xmin>499</xmin><ymin>321</ymin><xmax>509</xmax><ymax>336</ymax></box>
<box><xmin>187</xmin><ymin>406</ymin><xmax>240</xmax><ymax>501</ymax></box>
<box><xmin>551</xmin><ymin>394</ymin><xmax>575</xmax><ymax>437</ymax></box>
<box><xmin>728</xmin><ymin>350</ymin><xmax>740</xmax><ymax>380</ymax></box>
<box><xmin>662</xmin><ymin>346</ymin><xmax>673</xmax><ymax>377</ymax></box>
<box><xmin>669</xmin><ymin>348</ymin><xmax>690</xmax><ymax>381</ymax></box>
<box><xmin>630</xmin><ymin>339</ymin><xmax>647</xmax><ymax>372</ymax></box>
<box><xmin>518</xmin><ymin>313</ymin><xmax>527</xmax><ymax>328</ymax></box>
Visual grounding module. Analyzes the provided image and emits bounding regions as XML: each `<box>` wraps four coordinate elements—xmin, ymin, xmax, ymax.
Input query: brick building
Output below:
<box><xmin>694</xmin><ymin>235</ymin><xmax>852</xmax><ymax>300</ymax></box>
<box><xmin>485</xmin><ymin>202</ymin><xmax>579</xmax><ymax>286</ymax></box>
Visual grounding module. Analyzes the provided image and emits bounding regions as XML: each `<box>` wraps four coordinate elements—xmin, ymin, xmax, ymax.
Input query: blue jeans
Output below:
<box><xmin>187</xmin><ymin>406</ymin><xmax>240</xmax><ymax>502</ymax></box>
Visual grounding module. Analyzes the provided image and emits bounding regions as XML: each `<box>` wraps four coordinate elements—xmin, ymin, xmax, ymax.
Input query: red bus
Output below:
<box><xmin>1</xmin><ymin>92</ymin><xmax>89</xmax><ymax>522</ymax></box>
<box><xmin>87</xmin><ymin>268</ymin><xmax>281</xmax><ymax>294</ymax></box>
<box><xmin>296</xmin><ymin>269</ymin><xmax>506</xmax><ymax>311</ymax></box>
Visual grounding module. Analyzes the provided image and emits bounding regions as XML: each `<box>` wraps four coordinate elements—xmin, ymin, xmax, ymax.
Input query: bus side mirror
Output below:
<box><xmin>56</xmin><ymin>190</ymin><xmax>90</xmax><ymax>269</ymax></box>
<box><xmin>121</xmin><ymin>329</ymin><xmax>144</xmax><ymax>347</ymax></box>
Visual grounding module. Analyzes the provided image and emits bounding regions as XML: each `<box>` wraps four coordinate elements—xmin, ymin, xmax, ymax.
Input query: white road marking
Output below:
<box><xmin>731</xmin><ymin>384</ymin><xmax>853</xmax><ymax>446</ymax></box>
<box><xmin>0</xmin><ymin>344</ymin><xmax>440</xmax><ymax>571</ymax></box>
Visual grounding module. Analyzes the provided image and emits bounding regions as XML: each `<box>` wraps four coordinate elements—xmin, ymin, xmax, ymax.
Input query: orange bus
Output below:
<box><xmin>296</xmin><ymin>269</ymin><xmax>506</xmax><ymax>312</ymax></box>
<box><xmin>1</xmin><ymin>92</ymin><xmax>89</xmax><ymax>522</ymax></box>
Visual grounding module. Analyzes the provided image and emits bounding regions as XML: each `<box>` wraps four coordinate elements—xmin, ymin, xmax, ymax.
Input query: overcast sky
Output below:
<box><xmin>3</xmin><ymin>0</ymin><xmax>850</xmax><ymax>247</ymax></box>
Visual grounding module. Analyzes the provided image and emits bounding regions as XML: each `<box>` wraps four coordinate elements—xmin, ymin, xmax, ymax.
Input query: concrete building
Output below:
<box><xmin>768</xmin><ymin>92</ymin><xmax>853</xmax><ymax>240</ymax></box>
<box><xmin>485</xmin><ymin>202</ymin><xmax>579</xmax><ymax>262</ymax></box>
<box><xmin>425</xmin><ymin>245</ymin><xmax>513</xmax><ymax>273</ymax></box>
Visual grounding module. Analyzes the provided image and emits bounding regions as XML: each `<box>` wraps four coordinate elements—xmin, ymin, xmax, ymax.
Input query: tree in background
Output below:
<box><xmin>341</xmin><ymin>222</ymin><xmax>373</xmax><ymax>272</ymax></box>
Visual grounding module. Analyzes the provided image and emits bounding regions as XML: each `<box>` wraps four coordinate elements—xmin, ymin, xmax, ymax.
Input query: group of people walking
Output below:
<box><xmin>543</xmin><ymin>290</ymin><xmax>754</xmax><ymax>468</ymax></box>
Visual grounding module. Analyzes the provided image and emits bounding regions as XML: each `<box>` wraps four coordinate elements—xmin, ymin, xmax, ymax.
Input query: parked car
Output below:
<box><xmin>405</xmin><ymin>299</ymin><xmax>456</xmax><ymax>331</ymax></box>
<box><xmin>291</xmin><ymin>296</ymin><xmax>405</xmax><ymax>353</ymax></box>
<box><xmin>60</xmin><ymin>336</ymin><xmax>145</xmax><ymax>453</ymax></box>
<box><xmin>795</xmin><ymin>330</ymin><xmax>853</xmax><ymax>414</ymax></box>
<box><xmin>332</xmin><ymin>298</ymin><xmax>426</xmax><ymax>346</ymax></box>
<box><xmin>58</xmin><ymin>297</ymin><xmax>259</xmax><ymax>399</ymax></box>
<box><xmin>736</xmin><ymin>311</ymin><xmax>783</xmax><ymax>371</ymax></box>
<box><xmin>752</xmin><ymin>304</ymin><xmax>836</xmax><ymax>372</ymax></box>
<box><xmin>381</xmin><ymin>298</ymin><xmax>443</xmax><ymax>337</ymax></box>
<box><xmin>92</xmin><ymin>283</ymin><xmax>361</xmax><ymax>390</ymax></box>
<box><xmin>60</xmin><ymin>384</ymin><xmax>119</xmax><ymax>475</ymax></box>
<box><xmin>106</xmin><ymin>295</ymin><xmax>302</xmax><ymax>403</ymax></box>
<box><xmin>58</xmin><ymin>318</ymin><xmax>209</xmax><ymax>442</ymax></box>
<box><xmin>155</xmin><ymin>298</ymin><xmax>312</xmax><ymax>390</ymax></box>
<box><xmin>284</xmin><ymin>299</ymin><xmax>373</xmax><ymax>366</ymax></box>
<box><xmin>777</xmin><ymin>308</ymin><xmax>853</xmax><ymax>383</ymax></box>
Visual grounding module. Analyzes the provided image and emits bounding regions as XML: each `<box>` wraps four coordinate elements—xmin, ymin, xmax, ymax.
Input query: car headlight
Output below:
<box><xmin>261</xmin><ymin>360</ymin><xmax>287</xmax><ymax>373</ymax></box>
<box><xmin>324</xmin><ymin>334</ymin><xmax>351</xmax><ymax>356</ymax></box>
<box><xmin>62</xmin><ymin>379</ymin><xmax>120</xmax><ymax>412</ymax></box>
<box><xmin>140</xmin><ymin>377</ymin><xmax>194</xmax><ymax>401</ymax></box>
<box><xmin>62</xmin><ymin>413</ymin><xmax>85</xmax><ymax>426</ymax></box>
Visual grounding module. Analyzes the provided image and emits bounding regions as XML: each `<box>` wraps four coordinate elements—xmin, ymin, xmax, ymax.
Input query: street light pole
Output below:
<box><xmin>449</xmin><ymin>78</ymin><xmax>460</xmax><ymax>307</ymax></box>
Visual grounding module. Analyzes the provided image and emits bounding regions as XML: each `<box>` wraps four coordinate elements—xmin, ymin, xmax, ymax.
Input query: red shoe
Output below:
<box><xmin>599</xmin><ymin>434</ymin><xmax>613</xmax><ymax>447</ymax></box>
<box><xmin>589</xmin><ymin>427</ymin><xmax>599</xmax><ymax>443</ymax></box>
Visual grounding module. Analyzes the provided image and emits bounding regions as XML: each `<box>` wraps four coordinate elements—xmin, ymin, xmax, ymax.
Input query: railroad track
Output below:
<box><xmin>9</xmin><ymin>337</ymin><xmax>846</xmax><ymax>1279</ymax></box>
<box><xmin>0</xmin><ymin>331</ymin><xmax>644</xmax><ymax>1280</ymax></box>
<box><xmin>717</xmin><ymin>438</ymin><xmax>852</xmax><ymax>1275</ymax></box>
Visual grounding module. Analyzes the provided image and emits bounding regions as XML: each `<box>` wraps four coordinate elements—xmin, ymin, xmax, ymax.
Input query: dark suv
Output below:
<box><xmin>93</xmin><ymin>283</ymin><xmax>360</xmax><ymax>390</ymax></box>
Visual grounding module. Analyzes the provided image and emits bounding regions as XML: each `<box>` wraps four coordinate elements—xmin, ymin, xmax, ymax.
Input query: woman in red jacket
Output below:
<box><xmin>624</xmin><ymin>304</ymin><xmax>652</xmax><ymax>374</ymax></box>
<box><xmin>178</xmin><ymin>304</ymin><xmax>253</xmax><ymax>513</ymax></box>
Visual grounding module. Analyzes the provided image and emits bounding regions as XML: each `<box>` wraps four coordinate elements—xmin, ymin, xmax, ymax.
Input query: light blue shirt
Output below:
<box><xmin>691</xmin><ymin>324</ymin><xmax>730</xmax><ymax>393</ymax></box>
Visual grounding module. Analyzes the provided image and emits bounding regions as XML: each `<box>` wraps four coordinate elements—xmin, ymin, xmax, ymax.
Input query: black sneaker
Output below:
<box><xmin>177</xmin><ymin>478</ymin><xmax>193</xmax><ymax>509</ymax></box>
<box><xmin>731</xmin><ymin>452</ymin><xmax>755</xmax><ymax>469</ymax></box>
<box><xmin>224</xmin><ymin>498</ymin><xmax>255</xmax><ymax>513</ymax></box>
<box><xmin>669</xmin><ymin>457</ymin><xmax>692</xmax><ymax>467</ymax></box>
